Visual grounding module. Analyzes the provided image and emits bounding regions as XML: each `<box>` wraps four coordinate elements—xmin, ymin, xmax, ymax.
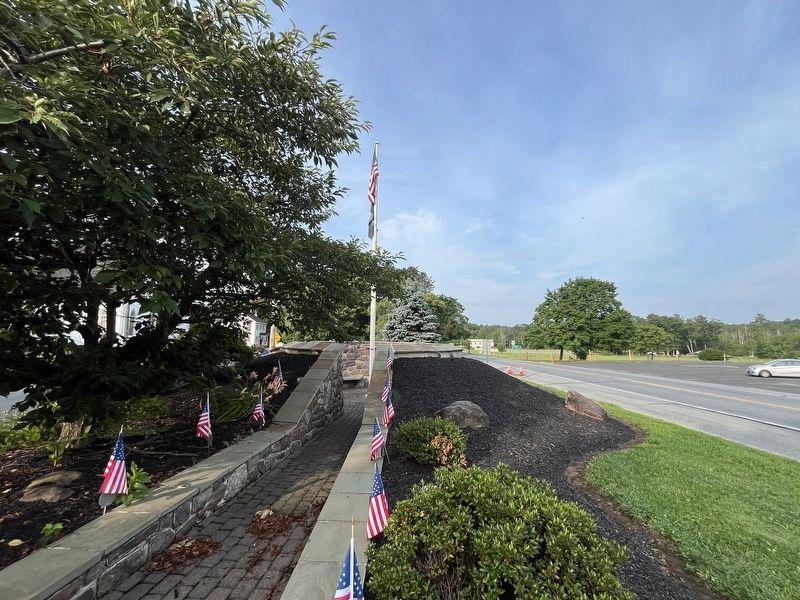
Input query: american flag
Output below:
<box><xmin>370</xmin><ymin>417</ymin><xmax>385</xmax><ymax>461</ymax></box>
<box><xmin>367</xmin><ymin>145</ymin><xmax>378</xmax><ymax>239</ymax></box>
<box><xmin>383</xmin><ymin>389</ymin><xmax>395</xmax><ymax>426</ymax></box>
<box><xmin>334</xmin><ymin>538</ymin><xmax>364</xmax><ymax>599</ymax></box>
<box><xmin>386</xmin><ymin>345</ymin><xmax>394</xmax><ymax>371</ymax></box>
<box><xmin>251</xmin><ymin>387</ymin><xmax>265</xmax><ymax>425</ymax></box>
<box><xmin>367</xmin><ymin>465</ymin><xmax>390</xmax><ymax>539</ymax></box>
<box><xmin>99</xmin><ymin>431</ymin><xmax>128</xmax><ymax>495</ymax></box>
<box><xmin>380</xmin><ymin>374</ymin><xmax>391</xmax><ymax>406</ymax></box>
<box><xmin>273</xmin><ymin>360</ymin><xmax>284</xmax><ymax>389</ymax></box>
<box><xmin>196</xmin><ymin>398</ymin><xmax>212</xmax><ymax>440</ymax></box>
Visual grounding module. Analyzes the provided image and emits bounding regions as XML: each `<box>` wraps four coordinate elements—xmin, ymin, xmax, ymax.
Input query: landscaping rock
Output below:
<box><xmin>434</xmin><ymin>400</ymin><xmax>489</xmax><ymax>429</ymax></box>
<box><xmin>565</xmin><ymin>391</ymin><xmax>607</xmax><ymax>421</ymax></box>
<box><xmin>20</xmin><ymin>471</ymin><xmax>82</xmax><ymax>503</ymax></box>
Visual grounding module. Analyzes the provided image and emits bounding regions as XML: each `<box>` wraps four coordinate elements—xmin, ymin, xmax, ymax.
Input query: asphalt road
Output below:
<box><xmin>472</xmin><ymin>356</ymin><xmax>800</xmax><ymax>461</ymax></box>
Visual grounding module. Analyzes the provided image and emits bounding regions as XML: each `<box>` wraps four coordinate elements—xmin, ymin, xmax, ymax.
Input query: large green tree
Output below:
<box><xmin>382</xmin><ymin>283</ymin><xmax>441</xmax><ymax>343</ymax></box>
<box><xmin>631</xmin><ymin>323</ymin><xmax>673</xmax><ymax>355</ymax></box>
<box><xmin>0</xmin><ymin>0</ymin><xmax>392</xmax><ymax>421</ymax></box>
<box><xmin>525</xmin><ymin>278</ymin><xmax>633</xmax><ymax>360</ymax></box>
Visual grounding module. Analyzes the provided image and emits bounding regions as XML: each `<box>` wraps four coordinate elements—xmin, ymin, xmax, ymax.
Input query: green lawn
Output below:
<box><xmin>467</xmin><ymin>348</ymin><xmax>754</xmax><ymax>363</ymax></box>
<box><xmin>524</xmin><ymin>381</ymin><xmax>800</xmax><ymax>600</ymax></box>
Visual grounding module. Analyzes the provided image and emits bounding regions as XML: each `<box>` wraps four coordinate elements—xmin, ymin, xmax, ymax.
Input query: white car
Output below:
<box><xmin>746</xmin><ymin>359</ymin><xmax>800</xmax><ymax>378</ymax></box>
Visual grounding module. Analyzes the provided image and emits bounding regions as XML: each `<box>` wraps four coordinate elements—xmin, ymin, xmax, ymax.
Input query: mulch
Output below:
<box><xmin>378</xmin><ymin>357</ymin><xmax>720</xmax><ymax>600</ymax></box>
<box><xmin>0</xmin><ymin>351</ymin><xmax>317</xmax><ymax>570</ymax></box>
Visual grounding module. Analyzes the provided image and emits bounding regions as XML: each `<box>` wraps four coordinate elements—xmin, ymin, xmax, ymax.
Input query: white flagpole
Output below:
<box><xmin>349</xmin><ymin>516</ymin><xmax>355</xmax><ymax>597</ymax></box>
<box><xmin>368</xmin><ymin>142</ymin><xmax>379</xmax><ymax>382</ymax></box>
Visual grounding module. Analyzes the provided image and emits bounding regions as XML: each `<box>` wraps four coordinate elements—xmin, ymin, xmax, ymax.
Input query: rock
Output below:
<box><xmin>434</xmin><ymin>401</ymin><xmax>489</xmax><ymax>429</ymax></box>
<box><xmin>565</xmin><ymin>391</ymin><xmax>607</xmax><ymax>421</ymax></box>
<box><xmin>20</xmin><ymin>470</ymin><xmax>82</xmax><ymax>503</ymax></box>
<box><xmin>8</xmin><ymin>539</ymin><xmax>24</xmax><ymax>547</ymax></box>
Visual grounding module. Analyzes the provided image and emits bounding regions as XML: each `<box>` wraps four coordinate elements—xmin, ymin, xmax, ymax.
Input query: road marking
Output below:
<box><xmin>481</xmin><ymin>360</ymin><xmax>800</xmax><ymax>434</ymax></box>
<box><xmin>623</xmin><ymin>378</ymin><xmax>800</xmax><ymax>413</ymax></box>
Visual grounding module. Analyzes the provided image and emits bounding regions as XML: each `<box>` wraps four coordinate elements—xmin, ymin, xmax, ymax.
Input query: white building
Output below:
<box><xmin>242</xmin><ymin>315</ymin><xmax>269</xmax><ymax>347</ymax></box>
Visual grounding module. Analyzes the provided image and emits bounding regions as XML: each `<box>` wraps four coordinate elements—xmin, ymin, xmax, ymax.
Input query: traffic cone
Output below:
<box><xmin>518</xmin><ymin>368</ymin><xmax>526</xmax><ymax>376</ymax></box>
<box><xmin>505</xmin><ymin>366</ymin><xmax>513</xmax><ymax>375</ymax></box>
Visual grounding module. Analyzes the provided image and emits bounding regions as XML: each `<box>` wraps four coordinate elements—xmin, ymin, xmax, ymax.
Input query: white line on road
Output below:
<box><xmin>496</xmin><ymin>362</ymin><xmax>800</xmax><ymax>434</ymax></box>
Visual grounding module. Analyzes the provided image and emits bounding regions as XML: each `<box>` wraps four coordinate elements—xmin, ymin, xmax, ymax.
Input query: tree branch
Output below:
<box><xmin>24</xmin><ymin>41</ymin><xmax>106</xmax><ymax>65</ymax></box>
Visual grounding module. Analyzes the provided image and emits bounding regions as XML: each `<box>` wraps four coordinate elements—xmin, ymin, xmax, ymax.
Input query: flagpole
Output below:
<box><xmin>368</xmin><ymin>142</ymin><xmax>379</xmax><ymax>383</ymax></box>
<box><xmin>349</xmin><ymin>516</ymin><xmax>355</xmax><ymax>598</ymax></box>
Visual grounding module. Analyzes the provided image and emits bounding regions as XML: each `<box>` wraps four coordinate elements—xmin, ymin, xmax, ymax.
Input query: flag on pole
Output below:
<box><xmin>251</xmin><ymin>386</ymin><xmax>265</xmax><ymax>425</ymax></box>
<box><xmin>196</xmin><ymin>397</ymin><xmax>212</xmax><ymax>440</ymax></box>
<box><xmin>383</xmin><ymin>387</ymin><xmax>395</xmax><ymax>427</ymax></box>
<box><xmin>380</xmin><ymin>374</ymin><xmax>391</xmax><ymax>406</ymax></box>
<box><xmin>273</xmin><ymin>360</ymin><xmax>284</xmax><ymax>389</ymax></box>
<box><xmin>99</xmin><ymin>430</ymin><xmax>128</xmax><ymax>495</ymax></box>
<box><xmin>386</xmin><ymin>345</ymin><xmax>395</xmax><ymax>371</ymax></box>
<box><xmin>333</xmin><ymin>532</ymin><xmax>365</xmax><ymax>599</ymax></box>
<box><xmin>370</xmin><ymin>417</ymin><xmax>385</xmax><ymax>461</ymax></box>
<box><xmin>367</xmin><ymin>465</ymin><xmax>390</xmax><ymax>539</ymax></box>
<box><xmin>367</xmin><ymin>145</ymin><xmax>379</xmax><ymax>239</ymax></box>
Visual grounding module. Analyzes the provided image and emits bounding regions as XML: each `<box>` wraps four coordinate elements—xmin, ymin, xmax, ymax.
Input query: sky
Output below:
<box><xmin>271</xmin><ymin>1</ymin><xmax>800</xmax><ymax>325</ymax></box>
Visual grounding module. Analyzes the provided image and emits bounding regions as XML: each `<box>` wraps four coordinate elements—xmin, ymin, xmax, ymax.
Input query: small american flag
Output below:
<box><xmin>370</xmin><ymin>417</ymin><xmax>385</xmax><ymax>461</ymax></box>
<box><xmin>251</xmin><ymin>387</ymin><xmax>265</xmax><ymax>425</ymax></box>
<box><xmin>380</xmin><ymin>374</ymin><xmax>391</xmax><ymax>406</ymax></box>
<box><xmin>334</xmin><ymin>537</ymin><xmax>364</xmax><ymax>599</ymax></box>
<box><xmin>367</xmin><ymin>465</ymin><xmax>390</xmax><ymax>539</ymax></box>
<box><xmin>383</xmin><ymin>389</ymin><xmax>394</xmax><ymax>426</ymax></box>
<box><xmin>196</xmin><ymin>398</ymin><xmax>212</xmax><ymax>440</ymax></box>
<box><xmin>367</xmin><ymin>145</ymin><xmax>378</xmax><ymax>239</ymax></box>
<box><xmin>273</xmin><ymin>360</ymin><xmax>284</xmax><ymax>389</ymax></box>
<box><xmin>386</xmin><ymin>345</ymin><xmax>394</xmax><ymax>371</ymax></box>
<box><xmin>99</xmin><ymin>431</ymin><xmax>128</xmax><ymax>495</ymax></box>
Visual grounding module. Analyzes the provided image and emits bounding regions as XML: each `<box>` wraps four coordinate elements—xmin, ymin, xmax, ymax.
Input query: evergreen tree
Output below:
<box><xmin>383</xmin><ymin>285</ymin><xmax>441</xmax><ymax>342</ymax></box>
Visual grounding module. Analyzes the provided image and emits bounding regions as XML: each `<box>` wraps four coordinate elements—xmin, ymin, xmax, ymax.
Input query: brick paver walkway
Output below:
<box><xmin>105</xmin><ymin>390</ymin><xmax>364</xmax><ymax>600</ymax></box>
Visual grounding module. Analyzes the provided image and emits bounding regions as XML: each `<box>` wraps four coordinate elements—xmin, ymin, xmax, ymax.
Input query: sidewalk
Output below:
<box><xmin>104</xmin><ymin>389</ymin><xmax>365</xmax><ymax>600</ymax></box>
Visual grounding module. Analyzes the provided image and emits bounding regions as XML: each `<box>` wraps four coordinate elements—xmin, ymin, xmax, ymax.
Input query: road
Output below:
<box><xmin>471</xmin><ymin>356</ymin><xmax>800</xmax><ymax>461</ymax></box>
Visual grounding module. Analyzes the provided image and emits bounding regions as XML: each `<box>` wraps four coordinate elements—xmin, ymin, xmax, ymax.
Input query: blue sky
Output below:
<box><xmin>272</xmin><ymin>1</ymin><xmax>800</xmax><ymax>325</ymax></box>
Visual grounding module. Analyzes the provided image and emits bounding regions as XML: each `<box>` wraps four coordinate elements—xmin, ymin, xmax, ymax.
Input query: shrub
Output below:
<box><xmin>698</xmin><ymin>348</ymin><xmax>725</xmax><ymax>361</ymax></box>
<box><xmin>116</xmin><ymin>462</ymin><xmax>151</xmax><ymax>506</ymax></box>
<box><xmin>397</xmin><ymin>417</ymin><xmax>467</xmax><ymax>467</ymax></box>
<box><xmin>40</xmin><ymin>522</ymin><xmax>64</xmax><ymax>546</ymax></box>
<box><xmin>367</xmin><ymin>464</ymin><xmax>632</xmax><ymax>599</ymax></box>
<box><xmin>126</xmin><ymin>396</ymin><xmax>172</xmax><ymax>422</ymax></box>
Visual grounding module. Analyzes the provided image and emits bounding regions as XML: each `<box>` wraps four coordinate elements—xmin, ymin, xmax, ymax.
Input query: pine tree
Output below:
<box><xmin>382</xmin><ymin>285</ymin><xmax>441</xmax><ymax>342</ymax></box>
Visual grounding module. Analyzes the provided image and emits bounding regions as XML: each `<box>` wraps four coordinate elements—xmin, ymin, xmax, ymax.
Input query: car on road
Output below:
<box><xmin>746</xmin><ymin>359</ymin><xmax>800</xmax><ymax>378</ymax></box>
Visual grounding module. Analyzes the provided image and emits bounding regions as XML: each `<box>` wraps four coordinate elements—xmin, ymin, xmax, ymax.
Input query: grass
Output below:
<box><xmin>466</xmin><ymin>347</ymin><xmax>755</xmax><ymax>363</ymax></box>
<box><xmin>523</xmin><ymin>381</ymin><xmax>800</xmax><ymax>600</ymax></box>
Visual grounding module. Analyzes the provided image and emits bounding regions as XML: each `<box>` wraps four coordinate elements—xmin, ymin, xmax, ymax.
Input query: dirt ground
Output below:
<box><xmin>378</xmin><ymin>357</ymin><xmax>721</xmax><ymax>600</ymax></box>
<box><xmin>0</xmin><ymin>351</ymin><xmax>316</xmax><ymax>570</ymax></box>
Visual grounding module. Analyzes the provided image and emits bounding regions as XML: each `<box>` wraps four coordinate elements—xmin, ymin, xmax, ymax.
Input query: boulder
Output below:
<box><xmin>434</xmin><ymin>401</ymin><xmax>489</xmax><ymax>429</ymax></box>
<box><xmin>565</xmin><ymin>391</ymin><xmax>607</xmax><ymax>421</ymax></box>
<box><xmin>20</xmin><ymin>470</ymin><xmax>82</xmax><ymax>503</ymax></box>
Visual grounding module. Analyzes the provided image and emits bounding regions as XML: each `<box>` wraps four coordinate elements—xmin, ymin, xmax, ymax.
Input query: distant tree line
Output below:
<box><xmin>467</xmin><ymin>278</ymin><xmax>799</xmax><ymax>360</ymax></box>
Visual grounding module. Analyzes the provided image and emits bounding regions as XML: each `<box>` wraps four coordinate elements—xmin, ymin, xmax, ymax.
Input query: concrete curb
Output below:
<box><xmin>0</xmin><ymin>345</ymin><xmax>344</xmax><ymax>600</ymax></box>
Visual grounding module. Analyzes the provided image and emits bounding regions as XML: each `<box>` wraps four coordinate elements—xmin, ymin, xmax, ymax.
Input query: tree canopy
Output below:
<box><xmin>0</xmin><ymin>0</ymin><xmax>396</xmax><ymax>422</ymax></box>
<box><xmin>525</xmin><ymin>278</ymin><xmax>633</xmax><ymax>359</ymax></box>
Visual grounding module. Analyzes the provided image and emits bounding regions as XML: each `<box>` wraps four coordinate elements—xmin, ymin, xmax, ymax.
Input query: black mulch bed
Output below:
<box><xmin>0</xmin><ymin>351</ymin><xmax>316</xmax><ymax>570</ymax></box>
<box><xmin>377</xmin><ymin>357</ymin><xmax>718</xmax><ymax>600</ymax></box>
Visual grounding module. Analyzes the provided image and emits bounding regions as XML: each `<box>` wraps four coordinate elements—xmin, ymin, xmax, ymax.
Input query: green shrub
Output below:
<box><xmin>0</xmin><ymin>414</ymin><xmax>47</xmax><ymax>452</ymax></box>
<box><xmin>367</xmin><ymin>464</ymin><xmax>632</xmax><ymax>599</ymax></box>
<box><xmin>115</xmin><ymin>462</ymin><xmax>151</xmax><ymax>506</ymax></box>
<box><xmin>397</xmin><ymin>417</ymin><xmax>467</xmax><ymax>467</ymax></box>
<box><xmin>698</xmin><ymin>348</ymin><xmax>725</xmax><ymax>361</ymax></box>
<box><xmin>40</xmin><ymin>522</ymin><xmax>64</xmax><ymax>546</ymax></box>
<box><xmin>126</xmin><ymin>395</ymin><xmax>172</xmax><ymax>422</ymax></box>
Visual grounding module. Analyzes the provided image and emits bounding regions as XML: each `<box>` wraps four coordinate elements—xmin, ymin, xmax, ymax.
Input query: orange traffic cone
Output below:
<box><xmin>518</xmin><ymin>368</ymin><xmax>526</xmax><ymax>376</ymax></box>
<box><xmin>505</xmin><ymin>366</ymin><xmax>513</xmax><ymax>375</ymax></box>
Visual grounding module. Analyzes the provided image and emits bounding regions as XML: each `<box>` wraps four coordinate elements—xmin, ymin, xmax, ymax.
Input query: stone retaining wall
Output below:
<box><xmin>342</xmin><ymin>342</ymin><xmax>463</xmax><ymax>378</ymax></box>
<box><xmin>0</xmin><ymin>345</ymin><xmax>344</xmax><ymax>600</ymax></box>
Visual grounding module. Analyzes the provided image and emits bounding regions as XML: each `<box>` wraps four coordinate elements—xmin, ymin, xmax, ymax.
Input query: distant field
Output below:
<box><xmin>464</xmin><ymin>348</ymin><xmax>754</xmax><ymax>363</ymax></box>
